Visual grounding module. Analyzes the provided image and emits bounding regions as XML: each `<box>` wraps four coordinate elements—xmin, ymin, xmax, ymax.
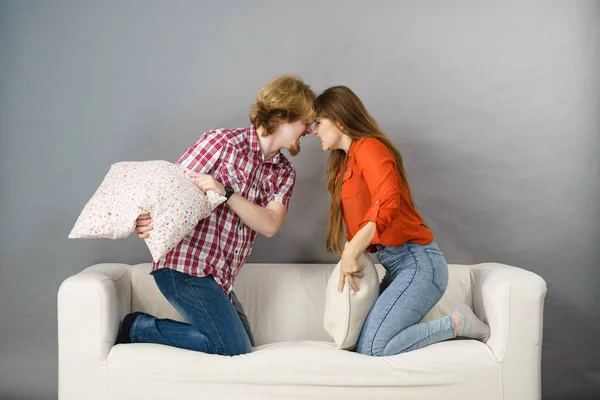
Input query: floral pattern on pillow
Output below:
<box><xmin>68</xmin><ymin>160</ymin><xmax>226</xmax><ymax>262</ymax></box>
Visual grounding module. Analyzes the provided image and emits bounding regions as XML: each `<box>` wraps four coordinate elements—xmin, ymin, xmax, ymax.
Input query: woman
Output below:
<box><xmin>312</xmin><ymin>86</ymin><xmax>490</xmax><ymax>356</ymax></box>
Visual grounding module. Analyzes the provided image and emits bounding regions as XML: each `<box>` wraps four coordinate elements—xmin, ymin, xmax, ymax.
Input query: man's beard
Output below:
<box><xmin>288</xmin><ymin>142</ymin><xmax>300</xmax><ymax>157</ymax></box>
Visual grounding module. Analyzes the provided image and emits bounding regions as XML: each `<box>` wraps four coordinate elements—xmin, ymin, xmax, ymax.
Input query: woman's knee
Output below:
<box><xmin>356</xmin><ymin>335</ymin><xmax>386</xmax><ymax>357</ymax></box>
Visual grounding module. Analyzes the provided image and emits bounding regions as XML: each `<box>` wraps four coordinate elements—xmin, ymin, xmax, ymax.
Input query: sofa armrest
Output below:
<box><xmin>57</xmin><ymin>263</ymin><xmax>132</xmax><ymax>399</ymax></box>
<box><xmin>470</xmin><ymin>262</ymin><xmax>547</xmax><ymax>400</ymax></box>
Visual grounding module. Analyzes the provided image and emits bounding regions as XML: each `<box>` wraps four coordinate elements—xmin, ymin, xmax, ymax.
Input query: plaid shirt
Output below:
<box><xmin>151</xmin><ymin>126</ymin><xmax>296</xmax><ymax>294</ymax></box>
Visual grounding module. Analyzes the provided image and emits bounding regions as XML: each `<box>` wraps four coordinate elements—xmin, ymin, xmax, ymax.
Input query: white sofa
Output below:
<box><xmin>58</xmin><ymin>261</ymin><xmax>546</xmax><ymax>400</ymax></box>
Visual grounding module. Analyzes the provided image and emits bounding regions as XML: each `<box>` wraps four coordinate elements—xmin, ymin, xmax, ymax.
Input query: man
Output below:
<box><xmin>115</xmin><ymin>75</ymin><xmax>316</xmax><ymax>355</ymax></box>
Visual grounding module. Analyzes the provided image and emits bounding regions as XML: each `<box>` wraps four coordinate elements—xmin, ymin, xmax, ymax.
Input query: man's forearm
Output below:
<box><xmin>226</xmin><ymin>194</ymin><xmax>281</xmax><ymax>238</ymax></box>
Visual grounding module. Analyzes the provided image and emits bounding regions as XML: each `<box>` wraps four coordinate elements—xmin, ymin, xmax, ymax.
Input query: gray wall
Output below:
<box><xmin>1</xmin><ymin>0</ymin><xmax>598</xmax><ymax>398</ymax></box>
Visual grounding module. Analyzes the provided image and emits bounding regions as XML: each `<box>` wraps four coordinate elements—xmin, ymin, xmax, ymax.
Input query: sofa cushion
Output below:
<box><xmin>107</xmin><ymin>340</ymin><xmax>500</xmax><ymax>399</ymax></box>
<box><xmin>130</xmin><ymin>263</ymin><xmax>186</xmax><ymax>323</ymax></box>
<box><xmin>128</xmin><ymin>263</ymin><xmax>474</xmax><ymax>346</ymax></box>
<box><xmin>421</xmin><ymin>264</ymin><xmax>473</xmax><ymax>322</ymax></box>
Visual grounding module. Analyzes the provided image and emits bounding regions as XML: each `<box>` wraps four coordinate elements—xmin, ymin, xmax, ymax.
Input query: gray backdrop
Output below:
<box><xmin>1</xmin><ymin>0</ymin><xmax>598</xmax><ymax>399</ymax></box>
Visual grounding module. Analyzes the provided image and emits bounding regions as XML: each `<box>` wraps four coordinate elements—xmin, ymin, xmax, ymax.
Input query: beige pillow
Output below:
<box><xmin>324</xmin><ymin>252</ymin><xmax>379</xmax><ymax>350</ymax></box>
<box><xmin>68</xmin><ymin>160</ymin><xmax>226</xmax><ymax>262</ymax></box>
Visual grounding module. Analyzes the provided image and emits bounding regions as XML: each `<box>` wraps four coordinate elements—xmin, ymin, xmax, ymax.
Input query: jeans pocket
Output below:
<box><xmin>377</xmin><ymin>246</ymin><xmax>415</xmax><ymax>283</ymax></box>
<box><xmin>424</xmin><ymin>249</ymin><xmax>448</xmax><ymax>294</ymax></box>
<box><xmin>150</xmin><ymin>267</ymin><xmax>169</xmax><ymax>276</ymax></box>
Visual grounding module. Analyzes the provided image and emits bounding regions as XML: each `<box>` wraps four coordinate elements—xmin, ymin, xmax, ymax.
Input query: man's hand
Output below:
<box><xmin>338</xmin><ymin>252</ymin><xmax>365</xmax><ymax>293</ymax></box>
<box><xmin>135</xmin><ymin>214</ymin><xmax>153</xmax><ymax>238</ymax></box>
<box><xmin>189</xmin><ymin>173</ymin><xmax>225</xmax><ymax>196</ymax></box>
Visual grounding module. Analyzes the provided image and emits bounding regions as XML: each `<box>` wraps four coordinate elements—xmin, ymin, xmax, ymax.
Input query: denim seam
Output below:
<box><xmin>369</xmin><ymin>262</ymin><xmax>418</xmax><ymax>356</ymax></box>
<box><xmin>423</xmin><ymin>249</ymin><xmax>444</xmax><ymax>293</ymax></box>
<box><xmin>183</xmin><ymin>275</ymin><xmax>228</xmax><ymax>355</ymax></box>
<box><xmin>232</xmin><ymin>293</ymin><xmax>255</xmax><ymax>347</ymax></box>
<box><xmin>168</xmin><ymin>269</ymin><xmax>180</xmax><ymax>305</ymax></box>
<box><xmin>393</xmin><ymin>316</ymin><xmax>454</xmax><ymax>354</ymax></box>
<box><xmin>130</xmin><ymin>314</ymin><xmax>143</xmax><ymax>343</ymax></box>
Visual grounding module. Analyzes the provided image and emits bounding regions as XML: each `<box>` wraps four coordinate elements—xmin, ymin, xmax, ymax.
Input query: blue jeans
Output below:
<box><xmin>130</xmin><ymin>268</ymin><xmax>253</xmax><ymax>355</ymax></box>
<box><xmin>356</xmin><ymin>241</ymin><xmax>456</xmax><ymax>356</ymax></box>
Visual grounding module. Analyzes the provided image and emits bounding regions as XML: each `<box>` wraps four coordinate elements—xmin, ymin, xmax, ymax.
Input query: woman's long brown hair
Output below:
<box><xmin>315</xmin><ymin>86</ymin><xmax>419</xmax><ymax>255</ymax></box>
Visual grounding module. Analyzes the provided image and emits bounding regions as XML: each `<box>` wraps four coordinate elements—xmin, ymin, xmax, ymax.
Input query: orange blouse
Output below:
<box><xmin>340</xmin><ymin>138</ymin><xmax>433</xmax><ymax>251</ymax></box>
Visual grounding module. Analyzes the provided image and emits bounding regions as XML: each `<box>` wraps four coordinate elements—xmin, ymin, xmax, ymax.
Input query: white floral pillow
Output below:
<box><xmin>68</xmin><ymin>160</ymin><xmax>226</xmax><ymax>262</ymax></box>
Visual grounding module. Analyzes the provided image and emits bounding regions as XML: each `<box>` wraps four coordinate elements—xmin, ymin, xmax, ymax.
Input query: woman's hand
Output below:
<box><xmin>338</xmin><ymin>251</ymin><xmax>365</xmax><ymax>293</ymax></box>
<box><xmin>337</xmin><ymin>222</ymin><xmax>376</xmax><ymax>292</ymax></box>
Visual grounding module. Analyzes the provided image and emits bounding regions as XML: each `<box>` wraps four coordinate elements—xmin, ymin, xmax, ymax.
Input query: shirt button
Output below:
<box><xmin>234</xmin><ymin>249</ymin><xmax>240</xmax><ymax>255</ymax></box>
<box><xmin>375</xmin><ymin>200</ymin><xmax>380</xmax><ymax>205</ymax></box>
<box><xmin>238</xmin><ymin>226</ymin><xmax>243</xmax><ymax>231</ymax></box>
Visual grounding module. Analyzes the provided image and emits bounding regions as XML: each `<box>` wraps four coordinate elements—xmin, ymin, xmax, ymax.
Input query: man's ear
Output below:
<box><xmin>259</xmin><ymin>119</ymin><xmax>279</xmax><ymax>137</ymax></box>
<box><xmin>264</xmin><ymin>118</ymin><xmax>286</xmax><ymax>137</ymax></box>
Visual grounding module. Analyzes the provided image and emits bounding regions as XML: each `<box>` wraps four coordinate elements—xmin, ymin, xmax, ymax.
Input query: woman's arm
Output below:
<box><xmin>338</xmin><ymin>221</ymin><xmax>376</xmax><ymax>292</ymax></box>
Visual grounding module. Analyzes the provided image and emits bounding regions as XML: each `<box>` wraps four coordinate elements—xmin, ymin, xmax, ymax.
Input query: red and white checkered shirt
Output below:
<box><xmin>151</xmin><ymin>126</ymin><xmax>296</xmax><ymax>294</ymax></box>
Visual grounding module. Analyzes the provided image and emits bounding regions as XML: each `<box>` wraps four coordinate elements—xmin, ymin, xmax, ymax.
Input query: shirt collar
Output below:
<box><xmin>248</xmin><ymin>125</ymin><xmax>282</xmax><ymax>164</ymax></box>
<box><xmin>347</xmin><ymin>139</ymin><xmax>357</xmax><ymax>159</ymax></box>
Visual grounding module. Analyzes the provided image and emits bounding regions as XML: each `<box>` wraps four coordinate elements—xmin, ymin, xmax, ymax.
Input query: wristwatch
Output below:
<box><xmin>224</xmin><ymin>185</ymin><xmax>234</xmax><ymax>202</ymax></box>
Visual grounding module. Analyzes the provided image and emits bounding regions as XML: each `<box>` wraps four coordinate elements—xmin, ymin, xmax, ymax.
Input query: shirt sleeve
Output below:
<box><xmin>355</xmin><ymin>138</ymin><xmax>402</xmax><ymax>244</ymax></box>
<box><xmin>267</xmin><ymin>164</ymin><xmax>296</xmax><ymax>210</ymax></box>
<box><xmin>177</xmin><ymin>129</ymin><xmax>224</xmax><ymax>174</ymax></box>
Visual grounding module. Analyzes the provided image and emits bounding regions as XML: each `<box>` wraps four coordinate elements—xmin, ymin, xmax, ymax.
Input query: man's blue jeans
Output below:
<box><xmin>130</xmin><ymin>268</ymin><xmax>253</xmax><ymax>355</ymax></box>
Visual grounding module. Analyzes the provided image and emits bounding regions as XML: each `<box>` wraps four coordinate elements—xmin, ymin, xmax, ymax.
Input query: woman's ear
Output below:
<box><xmin>336</xmin><ymin>122</ymin><xmax>346</xmax><ymax>132</ymax></box>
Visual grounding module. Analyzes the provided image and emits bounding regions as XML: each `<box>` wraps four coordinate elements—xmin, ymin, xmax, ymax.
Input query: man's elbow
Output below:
<box><xmin>261</xmin><ymin>205</ymin><xmax>286</xmax><ymax>238</ymax></box>
<box><xmin>263</xmin><ymin>218</ymin><xmax>285</xmax><ymax>238</ymax></box>
<box><xmin>263</xmin><ymin>223</ymin><xmax>281</xmax><ymax>238</ymax></box>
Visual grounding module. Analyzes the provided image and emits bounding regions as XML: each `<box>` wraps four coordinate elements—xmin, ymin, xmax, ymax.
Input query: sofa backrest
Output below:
<box><xmin>130</xmin><ymin>263</ymin><xmax>473</xmax><ymax>346</ymax></box>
